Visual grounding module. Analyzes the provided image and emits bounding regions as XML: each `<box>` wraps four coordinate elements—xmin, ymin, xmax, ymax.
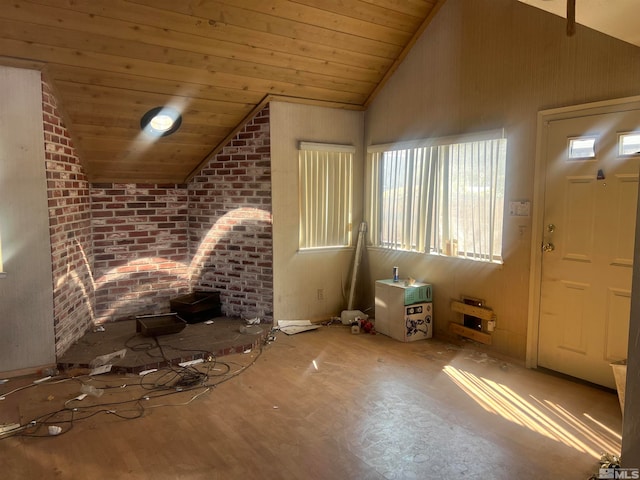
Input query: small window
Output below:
<box><xmin>618</xmin><ymin>132</ymin><xmax>640</xmax><ymax>157</ymax></box>
<box><xmin>299</xmin><ymin>142</ymin><xmax>354</xmax><ymax>249</ymax></box>
<box><xmin>568</xmin><ymin>137</ymin><xmax>596</xmax><ymax>159</ymax></box>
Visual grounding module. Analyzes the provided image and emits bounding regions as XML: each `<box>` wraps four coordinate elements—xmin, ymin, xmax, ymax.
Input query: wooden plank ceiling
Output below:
<box><xmin>0</xmin><ymin>0</ymin><xmax>444</xmax><ymax>183</ymax></box>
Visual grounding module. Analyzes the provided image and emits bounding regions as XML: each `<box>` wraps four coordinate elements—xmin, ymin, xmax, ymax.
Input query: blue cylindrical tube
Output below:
<box><xmin>393</xmin><ymin>266</ymin><xmax>399</xmax><ymax>282</ymax></box>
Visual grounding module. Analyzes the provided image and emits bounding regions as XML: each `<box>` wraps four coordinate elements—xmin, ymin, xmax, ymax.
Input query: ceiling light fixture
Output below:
<box><xmin>140</xmin><ymin>106</ymin><xmax>182</xmax><ymax>137</ymax></box>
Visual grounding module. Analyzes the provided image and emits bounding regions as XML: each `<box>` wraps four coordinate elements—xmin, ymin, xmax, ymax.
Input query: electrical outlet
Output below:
<box><xmin>317</xmin><ymin>289</ymin><xmax>324</xmax><ymax>301</ymax></box>
<box><xmin>518</xmin><ymin>225</ymin><xmax>526</xmax><ymax>237</ymax></box>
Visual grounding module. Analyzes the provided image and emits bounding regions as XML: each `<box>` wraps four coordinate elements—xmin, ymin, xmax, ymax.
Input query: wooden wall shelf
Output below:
<box><xmin>450</xmin><ymin>300</ymin><xmax>495</xmax><ymax>320</ymax></box>
<box><xmin>448</xmin><ymin>322</ymin><xmax>492</xmax><ymax>345</ymax></box>
<box><xmin>449</xmin><ymin>300</ymin><xmax>495</xmax><ymax>345</ymax></box>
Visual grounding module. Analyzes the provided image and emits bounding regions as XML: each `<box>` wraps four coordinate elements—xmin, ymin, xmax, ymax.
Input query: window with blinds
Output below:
<box><xmin>367</xmin><ymin>131</ymin><xmax>506</xmax><ymax>263</ymax></box>
<box><xmin>299</xmin><ymin>142</ymin><xmax>354</xmax><ymax>250</ymax></box>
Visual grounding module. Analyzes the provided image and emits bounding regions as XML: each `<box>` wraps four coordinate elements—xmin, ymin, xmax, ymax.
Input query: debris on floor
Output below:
<box><xmin>465</xmin><ymin>352</ymin><xmax>494</xmax><ymax>364</ymax></box>
<box><xmin>89</xmin><ymin>348</ymin><xmax>126</xmax><ymax>368</ymax></box>
<box><xmin>277</xmin><ymin>320</ymin><xmax>320</xmax><ymax>335</ymax></box>
<box><xmin>340</xmin><ymin>310</ymin><xmax>367</xmax><ymax>325</ymax></box>
<box><xmin>588</xmin><ymin>453</ymin><xmax>622</xmax><ymax>480</ymax></box>
<box><xmin>239</xmin><ymin>325</ymin><xmax>263</xmax><ymax>335</ymax></box>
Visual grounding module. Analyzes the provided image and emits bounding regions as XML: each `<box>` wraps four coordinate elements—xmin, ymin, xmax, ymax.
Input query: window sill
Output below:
<box><xmin>297</xmin><ymin>246</ymin><xmax>355</xmax><ymax>255</ymax></box>
<box><xmin>367</xmin><ymin>247</ymin><xmax>504</xmax><ymax>268</ymax></box>
<box><xmin>0</xmin><ymin>272</ymin><xmax>6</xmax><ymax>279</ymax></box>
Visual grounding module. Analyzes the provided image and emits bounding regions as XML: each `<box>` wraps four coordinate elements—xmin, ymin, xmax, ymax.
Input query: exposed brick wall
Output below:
<box><xmin>42</xmin><ymin>88</ymin><xmax>273</xmax><ymax>354</ymax></box>
<box><xmin>189</xmin><ymin>105</ymin><xmax>273</xmax><ymax>322</ymax></box>
<box><xmin>43</xmin><ymin>80</ymin><xmax>95</xmax><ymax>357</ymax></box>
<box><xmin>91</xmin><ymin>184</ymin><xmax>190</xmax><ymax>322</ymax></box>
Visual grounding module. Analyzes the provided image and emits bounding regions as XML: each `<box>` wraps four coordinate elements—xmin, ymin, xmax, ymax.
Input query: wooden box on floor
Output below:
<box><xmin>170</xmin><ymin>291</ymin><xmax>221</xmax><ymax>324</ymax></box>
<box><xmin>136</xmin><ymin>313</ymin><xmax>187</xmax><ymax>337</ymax></box>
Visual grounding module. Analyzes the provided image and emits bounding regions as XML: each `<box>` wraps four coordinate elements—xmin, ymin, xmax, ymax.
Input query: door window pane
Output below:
<box><xmin>568</xmin><ymin>137</ymin><xmax>596</xmax><ymax>159</ymax></box>
<box><xmin>618</xmin><ymin>132</ymin><xmax>640</xmax><ymax>156</ymax></box>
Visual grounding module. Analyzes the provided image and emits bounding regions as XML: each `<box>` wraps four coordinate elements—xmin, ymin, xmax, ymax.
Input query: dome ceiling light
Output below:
<box><xmin>140</xmin><ymin>106</ymin><xmax>182</xmax><ymax>137</ymax></box>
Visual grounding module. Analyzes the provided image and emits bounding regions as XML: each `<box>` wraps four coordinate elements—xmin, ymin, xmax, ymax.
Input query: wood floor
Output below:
<box><xmin>0</xmin><ymin>325</ymin><xmax>622</xmax><ymax>479</ymax></box>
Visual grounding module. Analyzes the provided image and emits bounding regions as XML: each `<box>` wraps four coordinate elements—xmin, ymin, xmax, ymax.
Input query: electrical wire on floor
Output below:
<box><xmin>0</xmin><ymin>376</ymin><xmax>75</xmax><ymax>400</ymax></box>
<box><xmin>0</xmin><ymin>328</ymin><xmax>275</xmax><ymax>440</ymax></box>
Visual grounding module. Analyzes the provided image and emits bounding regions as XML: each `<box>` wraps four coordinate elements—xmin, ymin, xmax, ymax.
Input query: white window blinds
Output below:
<box><xmin>299</xmin><ymin>142</ymin><xmax>354</xmax><ymax>249</ymax></box>
<box><xmin>368</xmin><ymin>146</ymin><xmax>439</xmax><ymax>252</ymax></box>
<box><xmin>367</xmin><ymin>131</ymin><xmax>506</xmax><ymax>263</ymax></box>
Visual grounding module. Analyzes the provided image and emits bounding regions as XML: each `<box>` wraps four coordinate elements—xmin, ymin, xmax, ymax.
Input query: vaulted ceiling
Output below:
<box><xmin>0</xmin><ymin>0</ymin><xmax>445</xmax><ymax>183</ymax></box>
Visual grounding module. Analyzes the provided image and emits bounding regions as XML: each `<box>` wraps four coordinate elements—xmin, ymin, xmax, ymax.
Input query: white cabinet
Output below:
<box><xmin>375</xmin><ymin>280</ymin><xmax>433</xmax><ymax>342</ymax></box>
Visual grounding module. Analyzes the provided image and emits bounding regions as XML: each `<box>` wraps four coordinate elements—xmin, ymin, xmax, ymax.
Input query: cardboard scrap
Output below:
<box><xmin>277</xmin><ymin>320</ymin><xmax>320</xmax><ymax>335</ymax></box>
<box><xmin>89</xmin><ymin>348</ymin><xmax>126</xmax><ymax>368</ymax></box>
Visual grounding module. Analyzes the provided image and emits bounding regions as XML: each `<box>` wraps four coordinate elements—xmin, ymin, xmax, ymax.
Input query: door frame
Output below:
<box><xmin>526</xmin><ymin>95</ymin><xmax>640</xmax><ymax>368</ymax></box>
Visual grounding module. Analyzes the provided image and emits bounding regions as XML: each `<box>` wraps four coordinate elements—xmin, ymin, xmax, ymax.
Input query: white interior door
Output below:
<box><xmin>538</xmin><ymin>109</ymin><xmax>640</xmax><ymax>388</ymax></box>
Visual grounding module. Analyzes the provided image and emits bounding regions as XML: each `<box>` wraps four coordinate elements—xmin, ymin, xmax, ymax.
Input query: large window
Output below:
<box><xmin>367</xmin><ymin>131</ymin><xmax>506</xmax><ymax>263</ymax></box>
<box><xmin>299</xmin><ymin>142</ymin><xmax>354</xmax><ymax>250</ymax></box>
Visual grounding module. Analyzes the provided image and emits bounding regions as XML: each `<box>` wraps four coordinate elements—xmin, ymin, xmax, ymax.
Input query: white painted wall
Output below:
<box><xmin>270</xmin><ymin>101</ymin><xmax>364</xmax><ymax>322</ymax></box>
<box><xmin>0</xmin><ymin>66</ymin><xmax>55</xmax><ymax>373</ymax></box>
<box><xmin>364</xmin><ymin>0</ymin><xmax>640</xmax><ymax>360</ymax></box>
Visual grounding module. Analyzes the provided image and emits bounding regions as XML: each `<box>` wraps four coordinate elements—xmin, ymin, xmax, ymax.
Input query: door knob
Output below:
<box><xmin>542</xmin><ymin>242</ymin><xmax>555</xmax><ymax>253</ymax></box>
